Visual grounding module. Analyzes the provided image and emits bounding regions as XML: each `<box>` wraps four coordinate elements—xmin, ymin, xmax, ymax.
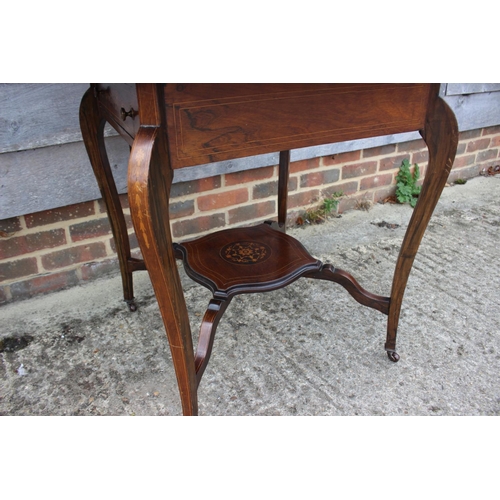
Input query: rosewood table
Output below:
<box><xmin>79</xmin><ymin>84</ymin><xmax>458</xmax><ymax>415</ymax></box>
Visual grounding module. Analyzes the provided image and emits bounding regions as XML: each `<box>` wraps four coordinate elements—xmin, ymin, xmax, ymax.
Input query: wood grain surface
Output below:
<box><xmin>164</xmin><ymin>83</ymin><xmax>431</xmax><ymax>168</ymax></box>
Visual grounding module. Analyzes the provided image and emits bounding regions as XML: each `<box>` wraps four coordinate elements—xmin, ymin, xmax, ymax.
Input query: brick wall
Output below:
<box><xmin>1</xmin><ymin>125</ymin><xmax>499</xmax><ymax>305</ymax></box>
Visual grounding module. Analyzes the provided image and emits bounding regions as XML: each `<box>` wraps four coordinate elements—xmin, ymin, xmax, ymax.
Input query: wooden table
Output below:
<box><xmin>80</xmin><ymin>84</ymin><xmax>458</xmax><ymax>415</ymax></box>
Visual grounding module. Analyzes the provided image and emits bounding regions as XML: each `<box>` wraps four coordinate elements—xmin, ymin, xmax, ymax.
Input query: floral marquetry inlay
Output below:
<box><xmin>221</xmin><ymin>241</ymin><xmax>271</xmax><ymax>265</ymax></box>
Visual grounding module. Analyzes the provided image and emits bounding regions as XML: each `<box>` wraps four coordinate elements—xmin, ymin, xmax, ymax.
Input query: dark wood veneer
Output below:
<box><xmin>174</xmin><ymin>223</ymin><xmax>322</xmax><ymax>299</ymax></box>
<box><xmin>164</xmin><ymin>83</ymin><xmax>430</xmax><ymax>168</ymax></box>
<box><xmin>80</xmin><ymin>83</ymin><xmax>458</xmax><ymax>415</ymax></box>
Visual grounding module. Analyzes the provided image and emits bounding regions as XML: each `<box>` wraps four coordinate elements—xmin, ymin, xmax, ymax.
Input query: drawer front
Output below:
<box><xmin>164</xmin><ymin>83</ymin><xmax>432</xmax><ymax>169</ymax></box>
<box><xmin>95</xmin><ymin>83</ymin><xmax>139</xmax><ymax>143</ymax></box>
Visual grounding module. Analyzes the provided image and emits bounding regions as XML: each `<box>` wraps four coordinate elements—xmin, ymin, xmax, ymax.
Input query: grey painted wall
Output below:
<box><xmin>1</xmin><ymin>83</ymin><xmax>499</xmax><ymax>220</ymax></box>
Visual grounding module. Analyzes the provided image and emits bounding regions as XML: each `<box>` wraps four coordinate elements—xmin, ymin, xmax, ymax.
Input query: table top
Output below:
<box><xmin>95</xmin><ymin>83</ymin><xmax>437</xmax><ymax>170</ymax></box>
<box><xmin>164</xmin><ymin>83</ymin><xmax>433</xmax><ymax>169</ymax></box>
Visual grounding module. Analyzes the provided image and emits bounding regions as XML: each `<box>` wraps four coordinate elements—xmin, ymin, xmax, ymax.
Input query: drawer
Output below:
<box><xmin>95</xmin><ymin>83</ymin><xmax>139</xmax><ymax>143</ymax></box>
<box><xmin>164</xmin><ymin>83</ymin><xmax>432</xmax><ymax>169</ymax></box>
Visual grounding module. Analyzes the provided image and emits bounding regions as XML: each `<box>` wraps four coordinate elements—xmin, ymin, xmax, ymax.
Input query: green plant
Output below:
<box><xmin>297</xmin><ymin>191</ymin><xmax>343</xmax><ymax>225</ymax></box>
<box><xmin>395</xmin><ymin>159</ymin><xmax>421</xmax><ymax>208</ymax></box>
<box><xmin>322</xmin><ymin>191</ymin><xmax>343</xmax><ymax>214</ymax></box>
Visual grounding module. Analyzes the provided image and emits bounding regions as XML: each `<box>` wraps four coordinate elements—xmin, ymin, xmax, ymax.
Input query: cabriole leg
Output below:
<box><xmin>79</xmin><ymin>88</ymin><xmax>137</xmax><ymax>311</ymax></box>
<box><xmin>128</xmin><ymin>123</ymin><xmax>198</xmax><ymax>416</ymax></box>
<box><xmin>385</xmin><ymin>95</ymin><xmax>458</xmax><ymax>361</ymax></box>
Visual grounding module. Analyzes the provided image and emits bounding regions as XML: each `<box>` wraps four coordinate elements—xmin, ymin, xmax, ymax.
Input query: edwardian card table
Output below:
<box><xmin>79</xmin><ymin>84</ymin><xmax>458</xmax><ymax>415</ymax></box>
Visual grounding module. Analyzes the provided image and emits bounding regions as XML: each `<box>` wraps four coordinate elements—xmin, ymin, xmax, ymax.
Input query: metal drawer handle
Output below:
<box><xmin>120</xmin><ymin>107</ymin><xmax>137</xmax><ymax>121</ymax></box>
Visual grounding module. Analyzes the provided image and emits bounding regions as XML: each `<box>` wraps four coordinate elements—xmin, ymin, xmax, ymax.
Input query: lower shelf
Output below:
<box><xmin>173</xmin><ymin>222</ymin><xmax>390</xmax><ymax>315</ymax></box>
<box><xmin>172</xmin><ymin>222</ymin><xmax>394</xmax><ymax>383</ymax></box>
<box><xmin>174</xmin><ymin>222</ymin><xmax>322</xmax><ymax>299</ymax></box>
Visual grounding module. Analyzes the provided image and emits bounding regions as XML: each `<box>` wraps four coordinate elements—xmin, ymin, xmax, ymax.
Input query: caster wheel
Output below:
<box><xmin>387</xmin><ymin>350</ymin><xmax>400</xmax><ymax>362</ymax></box>
<box><xmin>125</xmin><ymin>300</ymin><xmax>137</xmax><ymax>312</ymax></box>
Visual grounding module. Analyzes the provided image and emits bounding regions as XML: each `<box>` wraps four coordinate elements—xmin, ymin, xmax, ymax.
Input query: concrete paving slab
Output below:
<box><xmin>1</xmin><ymin>176</ymin><xmax>499</xmax><ymax>415</ymax></box>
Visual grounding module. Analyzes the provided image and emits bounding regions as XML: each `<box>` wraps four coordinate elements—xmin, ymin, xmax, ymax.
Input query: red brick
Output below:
<box><xmin>253</xmin><ymin>178</ymin><xmax>298</xmax><ymax>199</ymax></box>
<box><xmin>379</xmin><ymin>154</ymin><xmax>408</xmax><ymax>171</ymax></box>
<box><xmin>338</xmin><ymin>192</ymin><xmax>373</xmax><ymax>213</ymax></box>
<box><xmin>70</xmin><ymin>219</ymin><xmax>112</xmax><ymax>242</ymax></box>
<box><xmin>322</xmin><ymin>168</ymin><xmax>341</xmax><ymax>184</ymax></box>
<box><xmin>225</xmin><ymin>166</ymin><xmax>274</xmax><ymax>186</ymax></box>
<box><xmin>7</xmin><ymin>280</ymin><xmax>29</xmax><ymax>300</ymax></box>
<box><xmin>81</xmin><ymin>258</ymin><xmax>119</xmax><ymax>281</ymax></box>
<box><xmin>25</xmin><ymin>201</ymin><xmax>95</xmax><ymax>228</ymax></box>
<box><xmin>476</xmin><ymin>149</ymin><xmax>498</xmax><ymax>162</ymax></box>
<box><xmin>456</xmin><ymin>143</ymin><xmax>466</xmax><ymax>155</ymax></box>
<box><xmin>228</xmin><ymin>201</ymin><xmax>275</xmax><ymax>224</ymax></box>
<box><xmin>98</xmin><ymin>194</ymin><xmax>129</xmax><ymax>213</ymax></box>
<box><xmin>253</xmin><ymin>180</ymin><xmax>277</xmax><ymax>199</ymax></box>
<box><xmin>322</xmin><ymin>150</ymin><xmax>361</xmax><ymax>166</ymax></box>
<box><xmin>97</xmin><ymin>198</ymin><xmax>107</xmax><ymax>213</ymax></box>
<box><xmin>0</xmin><ymin>257</ymin><xmax>38</xmax><ymax>282</ymax></box>
<box><xmin>170</xmin><ymin>176</ymin><xmax>222</xmax><ymax>198</ymax></box>
<box><xmin>0</xmin><ymin>217</ymin><xmax>22</xmax><ymax>235</ymax></box>
<box><xmin>300</xmin><ymin>171</ymin><xmax>323</xmax><ymax>188</ymax></box>
<box><xmin>110</xmin><ymin>232</ymin><xmax>139</xmax><ymax>253</ymax></box>
<box><xmin>9</xmin><ymin>270</ymin><xmax>80</xmax><ymax>299</ymax></box>
<box><xmin>360</xmin><ymin>173</ymin><xmax>394</xmax><ymax>191</ymax></box>
<box><xmin>373</xmin><ymin>185</ymin><xmax>397</xmax><ymax>204</ymax></box>
<box><xmin>362</xmin><ymin>144</ymin><xmax>396</xmax><ymax>158</ymax></box>
<box><xmin>482</xmin><ymin>126</ymin><xmax>500</xmax><ymax>136</ymax></box>
<box><xmin>172</xmin><ymin>214</ymin><xmax>226</xmax><ymax>239</ymax></box>
<box><xmin>287</xmin><ymin>177</ymin><xmax>298</xmax><ymax>192</ymax></box>
<box><xmin>284</xmin><ymin>212</ymin><xmax>301</xmax><ymax>228</ymax></box>
<box><xmin>288</xmin><ymin>189</ymin><xmax>321</xmax><ymax>209</ymax></box>
<box><xmin>30</xmin><ymin>270</ymin><xmax>80</xmax><ymax>294</ymax></box>
<box><xmin>290</xmin><ymin>157</ymin><xmax>320</xmax><ymax>173</ymax></box>
<box><xmin>197</xmin><ymin>188</ymin><xmax>248</xmax><ymax>211</ymax></box>
<box><xmin>0</xmin><ymin>229</ymin><xmax>67</xmax><ymax>260</ymax></box>
<box><xmin>466</xmin><ymin>138</ymin><xmax>490</xmax><ymax>152</ymax></box>
<box><xmin>459</xmin><ymin>129</ymin><xmax>481</xmax><ymax>140</ymax></box>
<box><xmin>169</xmin><ymin>200</ymin><xmax>195</xmax><ymax>220</ymax></box>
<box><xmin>93</xmin><ymin>212</ymin><xmax>133</xmax><ymax>232</ymax></box>
<box><xmin>452</xmin><ymin>154</ymin><xmax>476</xmax><ymax>169</ymax></box>
<box><xmin>41</xmin><ymin>242</ymin><xmax>107</xmax><ymax>270</ymax></box>
<box><xmin>448</xmin><ymin>165</ymin><xmax>483</xmax><ymax>182</ymax></box>
<box><xmin>412</xmin><ymin>150</ymin><xmax>429</xmax><ymax>165</ymax></box>
<box><xmin>397</xmin><ymin>139</ymin><xmax>426</xmax><ymax>153</ymax></box>
<box><xmin>0</xmin><ymin>286</ymin><xmax>8</xmax><ymax>304</ymax></box>
<box><xmin>342</xmin><ymin>161</ymin><xmax>377</xmax><ymax>179</ymax></box>
<box><xmin>119</xmin><ymin>194</ymin><xmax>129</xmax><ymax>209</ymax></box>
<box><xmin>300</xmin><ymin>168</ymin><xmax>340</xmax><ymax>188</ymax></box>
<box><xmin>418</xmin><ymin>164</ymin><xmax>426</xmax><ymax>180</ymax></box>
<box><xmin>325</xmin><ymin>180</ymin><xmax>359</xmax><ymax>196</ymax></box>
<box><xmin>490</xmin><ymin>136</ymin><xmax>500</xmax><ymax>148</ymax></box>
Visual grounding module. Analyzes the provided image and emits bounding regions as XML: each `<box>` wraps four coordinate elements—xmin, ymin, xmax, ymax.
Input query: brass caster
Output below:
<box><xmin>387</xmin><ymin>350</ymin><xmax>400</xmax><ymax>362</ymax></box>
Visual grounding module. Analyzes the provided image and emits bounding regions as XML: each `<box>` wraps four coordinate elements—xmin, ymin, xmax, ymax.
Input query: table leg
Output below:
<box><xmin>277</xmin><ymin>150</ymin><xmax>291</xmax><ymax>230</ymax></box>
<box><xmin>194</xmin><ymin>298</ymin><xmax>232</xmax><ymax>387</ymax></box>
<box><xmin>79</xmin><ymin>88</ymin><xmax>138</xmax><ymax>311</ymax></box>
<box><xmin>386</xmin><ymin>95</ymin><xmax>458</xmax><ymax>361</ymax></box>
<box><xmin>128</xmin><ymin>126</ymin><xmax>198</xmax><ymax>416</ymax></box>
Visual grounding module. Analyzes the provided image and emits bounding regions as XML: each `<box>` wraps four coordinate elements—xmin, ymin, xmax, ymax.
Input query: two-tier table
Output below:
<box><xmin>80</xmin><ymin>84</ymin><xmax>458</xmax><ymax>415</ymax></box>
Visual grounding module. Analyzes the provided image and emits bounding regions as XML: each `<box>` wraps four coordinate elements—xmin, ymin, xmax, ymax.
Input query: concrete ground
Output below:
<box><xmin>1</xmin><ymin>176</ymin><xmax>499</xmax><ymax>416</ymax></box>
